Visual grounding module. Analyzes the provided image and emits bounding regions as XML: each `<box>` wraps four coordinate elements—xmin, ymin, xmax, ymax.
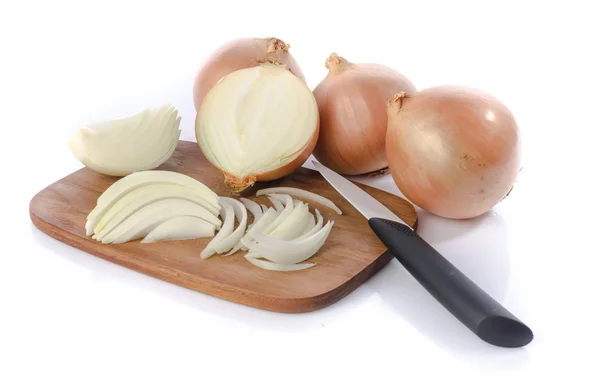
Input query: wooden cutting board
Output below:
<box><xmin>29</xmin><ymin>140</ymin><xmax>418</xmax><ymax>313</ymax></box>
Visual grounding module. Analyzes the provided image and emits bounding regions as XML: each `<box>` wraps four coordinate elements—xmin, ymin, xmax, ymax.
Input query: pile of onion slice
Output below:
<box><xmin>68</xmin><ymin>105</ymin><xmax>181</xmax><ymax>176</ymax></box>
<box><xmin>201</xmin><ymin>187</ymin><xmax>341</xmax><ymax>272</ymax></box>
<box><xmin>195</xmin><ymin>63</ymin><xmax>320</xmax><ymax>193</ymax></box>
<box><xmin>86</xmin><ymin>170</ymin><xmax>221</xmax><ymax>244</ymax></box>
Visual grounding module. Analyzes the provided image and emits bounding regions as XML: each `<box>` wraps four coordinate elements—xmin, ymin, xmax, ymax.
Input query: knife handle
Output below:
<box><xmin>368</xmin><ymin>217</ymin><xmax>534</xmax><ymax>348</ymax></box>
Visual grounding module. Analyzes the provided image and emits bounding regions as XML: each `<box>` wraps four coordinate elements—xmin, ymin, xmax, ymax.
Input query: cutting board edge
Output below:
<box><xmin>30</xmin><ymin>196</ymin><xmax>404</xmax><ymax>313</ymax></box>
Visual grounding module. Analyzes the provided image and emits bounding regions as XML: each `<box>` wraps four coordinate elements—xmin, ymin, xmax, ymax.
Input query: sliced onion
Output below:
<box><xmin>87</xmin><ymin>170</ymin><xmax>219</xmax><ymax>236</ymax></box>
<box><xmin>295</xmin><ymin>209</ymin><xmax>321</xmax><ymax>241</ymax></box>
<box><xmin>263</xmin><ymin>194</ymin><xmax>294</xmax><ymax>234</ymax></box>
<box><xmin>92</xmin><ymin>183</ymin><xmax>221</xmax><ymax>240</ymax></box>
<box><xmin>200</xmin><ymin>201</ymin><xmax>235</xmax><ymax>259</ymax></box>
<box><xmin>100</xmin><ymin>199</ymin><xmax>221</xmax><ymax>244</ymax></box>
<box><xmin>260</xmin><ymin>204</ymin><xmax>269</xmax><ymax>213</ymax></box>
<box><xmin>211</xmin><ymin>197</ymin><xmax>248</xmax><ymax>254</ymax></box>
<box><xmin>268</xmin><ymin>202</ymin><xmax>310</xmax><ymax>240</ymax></box>
<box><xmin>256</xmin><ymin>187</ymin><xmax>342</xmax><ymax>214</ymax></box>
<box><xmin>239</xmin><ymin>197</ymin><xmax>262</xmax><ymax>223</ymax></box>
<box><xmin>268</xmin><ymin>196</ymin><xmax>285</xmax><ymax>213</ymax></box>
<box><xmin>244</xmin><ymin>255</ymin><xmax>315</xmax><ymax>272</ymax></box>
<box><xmin>224</xmin><ymin>207</ymin><xmax>278</xmax><ymax>256</ymax></box>
<box><xmin>141</xmin><ymin>216</ymin><xmax>215</xmax><ymax>243</ymax></box>
<box><xmin>69</xmin><ymin>104</ymin><xmax>182</xmax><ymax>176</ymax></box>
<box><xmin>241</xmin><ymin>221</ymin><xmax>334</xmax><ymax>265</ymax></box>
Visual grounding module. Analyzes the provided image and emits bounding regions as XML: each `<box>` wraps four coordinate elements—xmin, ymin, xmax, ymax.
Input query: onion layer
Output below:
<box><xmin>386</xmin><ymin>86</ymin><xmax>521</xmax><ymax>219</ymax></box>
<box><xmin>196</xmin><ymin>64</ymin><xmax>319</xmax><ymax>193</ymax></box>
<box><xmin>192</xmin><ymin>37</ymin><xmax>305</xmax><ymax>111</ymax></box>
<box><xmin>312</xmin><ymin>53</ymin><xmax>416</xmax><ymax>175</ymax></box>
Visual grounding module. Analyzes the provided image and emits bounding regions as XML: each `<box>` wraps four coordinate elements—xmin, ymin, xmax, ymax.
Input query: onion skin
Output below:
<box><xmin>192</xmin><ymin>37</ymin><xmax>306</xmax><ymax>111</ymax></box>
<box><xmin>385</xmin><ymin>86</ymin><xmax>521</xmax><ymax>219</ymax></box>
<box><xmin>312</xmin><ymin>53</ymin><xmax>417</xmax><ymax>175</ymax></box>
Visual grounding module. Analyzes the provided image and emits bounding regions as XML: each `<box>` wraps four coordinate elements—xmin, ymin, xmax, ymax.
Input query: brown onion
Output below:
<box><xmin>311</xmin><ymin>53</ymin><xmax>416</xmax><ymax>175</ymax></box>
<box><xmin>192</xmin><ymin>37</ymin><xmax>305</xmax><ymax>111</ymax></box>
<box><xmin>385</xmin><ymin>86</ymin><xmax>521</xmax><ymax>219</ymax></box>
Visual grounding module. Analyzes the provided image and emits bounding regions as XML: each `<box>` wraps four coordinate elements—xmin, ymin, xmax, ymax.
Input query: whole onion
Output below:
<box><xmin>192</xmin><ymin>37</ymin><xmax>305</xmax><ymax>111</ymax></box>
<box><xmin>385</xmin><ymin>86</ymin><xmax>521</xmax><ymax>219</ymax></box>
<box><xmin>312</xmin><ymin>53</ymin><xmax>416</xmax><ymax>175</ymax></box>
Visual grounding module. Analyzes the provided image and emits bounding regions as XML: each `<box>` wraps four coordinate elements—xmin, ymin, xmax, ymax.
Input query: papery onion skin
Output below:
<box><xmin>312</xmin><ymin>53</ymin><xmax>417</xmax><ymax>175</ymax></box>
<box><xmin>193</xmin><ymin>37</ymin><xmax>306</xmax><ymax>111</ymax></box>
<box><xmin>385</xmin><ymin>86</ymin><xmax>521</xmax><ymax>219</ymax></box>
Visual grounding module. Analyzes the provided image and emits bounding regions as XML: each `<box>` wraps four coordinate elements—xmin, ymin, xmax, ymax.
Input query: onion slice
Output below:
<box><xmin>211</xmin><ymin>198</ymin><xmax>248</xmax><ymax>254</ymax></box>
<box><xmin>224</xmin><ymin>207</ymin><xmax>278</xmax><ymax>256</ymax></box>
<box><xmin>267</xmin><ymin>202</ymin><xmax>310</xmax><ymax>240</ymax></box>
<box><xmin>263</xmin><ymin>194</ymin><xmax>294</xmax><ymax>234</ymax></box>
<box><xmin>295</xmin><ymin>209</ymin><xmax>322</xmax><ymax>241</ymax></box>
<box><xmin>242</xmin><ymin>221</ymin><xmax>334</xmax><ymax>265</ymax></box>
<box><xmin>201</xmin><ymin>201</ymin><xmax>235</xmax><ymax>259</ymax></box>
<box><xmin>256</xmin><ymin>187</ymin><xmax>342</xmax><ymax>215</ymax></box>
<box><xmin>260</xmin><ymin>204</ymin><xmax>269</xmax><ymax>213</ymax></box>
<box><xmin>268</xmin><ymin>196</ymin><xmax>285</xmax><ymax>213</ymax></box>
<box><xmin>141</xmin><ymin>216</ymin><xmax>215</xmax><ymax>243</ymax></box>
<box><xmin>244</xmin><ymin>255</ymin><xmax>315</xmax><ymax>272</ymax></box>
<box><xmin>239</xmin><ymin>198</ymin><xmax>262</xmax><ymax>223</ymax></box>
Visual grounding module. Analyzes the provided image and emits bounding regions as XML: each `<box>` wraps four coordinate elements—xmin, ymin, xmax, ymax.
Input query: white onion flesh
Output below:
<box><xmin>224</xmin><ymin>207</ymin><xmax>279</xmax><ymax>256</ymax></box>
<box><xmin>260</xmin><ymin>204</ymin><xmax>269</xmax><ymax>213</ymax></box>
<box><xmin>99</xmin><ymin>199</ymin><xmax>221</xmax><ymax>244</ymax></box>
<box><xmin>256</xmin><ymin>188</ymin><xmax>342</xmax><ymax>215</ymax></box>
<box><xmin>242</xmin><ymin>221</ymin><xmax>334</xmax><ymax>265</ymax></box>
<box><xmin>239</xmin><ymin>197</ymin><xmax>262</xmax><ymax>225</ymax></box>
<box><xmin>295</xmin><ymin>209</ymin><xmax>322</xmax><ymax>241</ymax></box>
<box><xmin>196</xmin><ymin>64</ymin><xmax>319</xmax><ymax>181</ymax></box>
<box><xmin>267</xmin><ymin>202</ymin><xmax>310</xmax><ymax>240</ymax></box>
<box><xmin>86</xmin><ymin>170</ymin><xmax>219</xmax><ymax>236</ymax></box>
<box><xmin>263</xmin><ymin>194</ymin><xmax>294</xmax><ymax>234</ymax></box>
<box><xmin>211</xmin><ymin>198</ymin><xmax>248</xmax><ymax>254</ymax></box>
<box><xmin>244</xmin><ymin>255</ymin><xmax>315</xmax><ymax>272</ymax></box>
<box><xmin>68</xmin><ymin>105</ymin><xmax>182</xmax><ymax>176</ymax></box>
<box><xmin>200</xmin><ymin>201</ymin><xmax>235</xmax><ymax>259</ymax></box>
<box><xmin>268</xmin><ymin>196</ymin><xmax>285</xmax><ymax>213</ymax></box>
<box><xmin>92</xmin><ymin>183</ymin><xmax>220</xmax><ymax>240</ymax></box>
<box><xmin>141</xmin><ymin>216</ymin><xmax>215</xmax><ymax>243</ymax></box>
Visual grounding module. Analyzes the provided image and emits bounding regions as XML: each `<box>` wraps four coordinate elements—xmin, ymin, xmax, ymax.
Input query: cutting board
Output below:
<box><xmin>29</xmin><ymin>140</ymin><xmax>418</xmax><ymax>313</ymax></box>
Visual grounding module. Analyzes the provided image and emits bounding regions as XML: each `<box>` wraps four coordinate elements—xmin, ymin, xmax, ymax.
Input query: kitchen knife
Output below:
<box><xmin>312</xmin><ymin>160</ymin><xmax>533</xmax><ymax>348</ymax></box>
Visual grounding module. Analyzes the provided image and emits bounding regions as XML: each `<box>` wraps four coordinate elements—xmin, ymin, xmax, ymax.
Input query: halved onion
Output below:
<box><xmin>256</xmin><ymin>187</ymin><xmax>342</xmax><ymax>214</ymax></box>
<box><xmin>86</xmin><ymin>170</ymin><xmax>219</xmax><ymax>236</ymax></box>
<box><xmin>68</xmin><ymin>105</ymin><xmax>181</xmax><ymax>176</ymax></box>
<box><xmin>195</xmin><ymin>63</ymin><xmax>319</xmax><ymax>193</ymax></box>
<box><xmin>141</xmin><ymin>216</ymin><xmax>216</xmax><ymax>243</ymax></box>
<box><xmin>100</xmin><ymin>199</ymin><xmax>221</xmax><ymax>244</ymax></box>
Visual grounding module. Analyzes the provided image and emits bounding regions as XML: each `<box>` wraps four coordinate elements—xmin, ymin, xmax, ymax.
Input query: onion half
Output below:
<box><xmin>192</xmin><ymin>37</ymin><xmax>305</xmax><ymax>111</ymax></box>
<box><xmin>196</xmin><ymin>64</ymin><xmax>319</xmax><ymax>193</ymax></box>
<box><xmin>386</xmin><ymin>87</ymin><xmax>521</xmax><ymax>219</ymax></box>
<box><xmin>312</xmin><ymin>53</ymin><xmax>416</xmax><ymax>175</ymax></box>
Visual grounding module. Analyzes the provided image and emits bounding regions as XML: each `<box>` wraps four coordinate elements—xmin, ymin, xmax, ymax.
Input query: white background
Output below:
<box><xmin>1</xmin><ymin>0</ymin><xmax>599</xmax><ymax>381</ymax></box>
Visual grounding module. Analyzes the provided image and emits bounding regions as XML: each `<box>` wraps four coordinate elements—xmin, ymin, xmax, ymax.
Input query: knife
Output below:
<box><xmin>312</xmin><ymin>160</ymin><xmax>533</xmax><ymax>348</ymax></box>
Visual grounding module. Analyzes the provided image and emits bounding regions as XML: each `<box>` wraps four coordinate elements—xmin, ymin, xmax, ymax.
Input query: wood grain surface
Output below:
<box><xmin>29</xmin><ymin>140</ymin><xmax>418</xmax><ymax>313</ymax></box>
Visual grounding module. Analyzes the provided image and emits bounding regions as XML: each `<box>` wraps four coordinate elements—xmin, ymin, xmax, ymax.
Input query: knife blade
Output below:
<box><xmin>312</xmin><ymin>160</ymin><xmax>533</xmax><ymax>348</ymax></box>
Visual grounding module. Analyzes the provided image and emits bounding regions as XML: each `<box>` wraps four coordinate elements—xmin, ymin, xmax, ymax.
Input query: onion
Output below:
<box><xmin>268</xmin><ymin>196</ymin><xmax>285</xmax><ymax>213</ymax></box>
<box><xmin>224</xmin><ymin>207</ymin><xmax>279</xmax><ymax>256</ymax></box>
<box><xmin>311</xmin><ymin>53</ymin><xmax>417</xmax><ymax>175</ymax></box>
<box><xmin>267</xmin><ymin>202</ymin><xmax>310</xmax><ymax>240</ymax></box>
<box><xmin>99</xmin><ymin>199</ymin><xmax>221</xmax><ymax>244</ymax></box>
<box><xmin>386</xmin><ymin>86</ymin><xmax>521</xmax><ymax>219</ymax></box>
<box><xmin>141</xmin><ymin>216</ymin><xmax>215</xmax><ymax>243</ymax></box>
<box><xmin>195</xmin><ymin>63</ymin><xmax>319</xmax><ymax>193</ymax></box>
<box><xmin>87</xmin><ymin>170</ymin><xmax>219</xmax><ymax>236</ymax></box>
<box><xmin>211</xmin><ymin>198</ymin><xmax>248</xmax><ymax>254</ymax></box>
<box><xmin>68</xmin><ymin>105</ymin><xmax>181</xmax><ymax>176</ymax></box>
<box><xmin>294</xmin><ymin>209</ymin><xmax>323</xmax><ymax>241</ymax></box>
<box><xmin>256</xmin><ymin>187</ymin><xmax>342</xmax><ymax>215</ymax></box>
<box><xmin>192</xmin><ymin>37</ymin><xmax>306</xmax><ymax>111</ymax></box>
<box><xmin>244</xmin><ymin>256</ymin><xmax>315</xmax><ymax>272</ymax></box>
<box><xmin>260</xmin><ymin>204</ymin><xmax>269</xmax><ymax>213</ymax></box>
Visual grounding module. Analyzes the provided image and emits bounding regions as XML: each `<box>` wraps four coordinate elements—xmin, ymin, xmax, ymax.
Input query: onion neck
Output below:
<box><xmin>224</xmin><ymin>173</ymin><xmax>257</xmax><ymax>194</ymax></box>
<box><xmin>266</xmin><ymin>38</ymin><xmax>290</xmax><ymax>53</ymax></box>
<box><xmin>325</xmin><ymin>53</ymin><xmax>353</xmax><ymax>74</ymax></box>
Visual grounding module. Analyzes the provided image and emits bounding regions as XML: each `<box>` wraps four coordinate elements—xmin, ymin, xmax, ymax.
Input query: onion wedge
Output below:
<box><xmin>200</xmin><ymin>201</ymin><xmax>235</xmax><ymax>259</ymax></box>
<box><xmin>241</xmin><ymin>221</ymin><xmax>334</xmax><ymax>264</ymax></box>
<box><xmin>92</xmin><ymin>183</ymin><xmax>220</xmax><ymax>240</ymax></box>
<box><xmin>99</xmin><ymin>199</ymin><xmax>221</xmax><ymax>244</ymax></box>
<box><xmin>256</xmin><ymin>187</ymin><xmax>342</xmax><ymax>214</ymax></box>
<box><xmin>86</xmin><ymin>170</ymin><xmax>219</xmax><ymax>236</ymax></box>
<box><xmin>244</xmin><ymin>255</ymin><xmax>315</xmax><ymax>272</ymax></box>
<box><xmin>141</xmin><ymin>216</ymin><xmax>215</xmax><ymax>243</ymax></box>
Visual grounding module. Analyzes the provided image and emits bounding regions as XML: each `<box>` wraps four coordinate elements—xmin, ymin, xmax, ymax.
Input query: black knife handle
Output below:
<box><xmin>368</xmin><ymin>217</ymin><xmax>534</xmax><ymax>348</ymax></box>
